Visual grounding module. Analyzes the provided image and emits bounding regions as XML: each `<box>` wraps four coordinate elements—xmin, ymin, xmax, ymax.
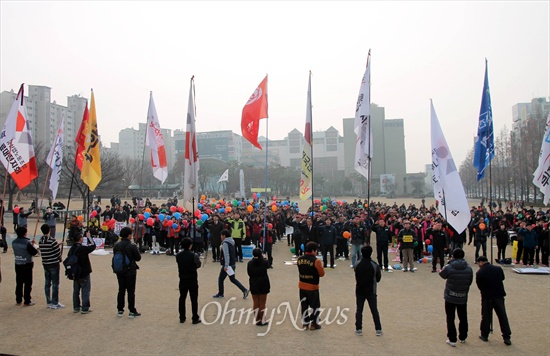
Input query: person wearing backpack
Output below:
<box><xmin>113</xmin><ymin>227</ymin><xmax>142</xmax><ymax>318</ymax></box>
<box><xmin>69</xmin><ymin>232</ymin><xmax>96</xmax><ymax>314</ymax></box>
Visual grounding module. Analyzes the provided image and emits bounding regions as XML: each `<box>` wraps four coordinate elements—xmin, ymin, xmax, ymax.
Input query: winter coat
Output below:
<box><xmin>439</xmin><ymin>258</ymin><xmax>473</xmax><ymax>304</ymax></box>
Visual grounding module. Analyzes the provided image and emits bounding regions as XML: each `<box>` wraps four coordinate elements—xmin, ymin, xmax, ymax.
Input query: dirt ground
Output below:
<box><xmin>0</xmin><ymin>197</ymin><xmax>549</xmax><ymax>355</ymax></box>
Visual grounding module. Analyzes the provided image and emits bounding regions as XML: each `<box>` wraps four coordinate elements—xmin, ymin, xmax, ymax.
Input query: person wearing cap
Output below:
<box><xmin>176</xmin><ymin>238</ymin><xmax>201</xmax><ymax>324</ymax></box>
<box><xmin>397</xmin><ymin>221</ymin><xmax>417</xmax><ymax>272</ymax></box>
<box><xmin>439</xmin><ymin>249</ymin><xmax>473</xmax><ymax>347</ymax></box>
<box><xmin>113</xmin><ymin>227</ymin><xmax>142</xmax><ymax>318</ymax></box>
<box><xmin>517</xmin><ymin>222</ymin><xmax>538</xmax><ymax>267</ymax></box>
<box><xmin>475</xmin><ymin>256</ymin><xmax>512</xmax><ymax>346</ymax></box>
<box><xmin>12</xmin><ymin>226</ymin><xmax>39</xmax><ymax>306</ymax></box>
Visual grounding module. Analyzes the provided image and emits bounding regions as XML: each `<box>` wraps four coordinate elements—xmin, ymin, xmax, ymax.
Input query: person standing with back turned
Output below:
<box><xmin>113</xmin><ymin>227</ymin><xmax>142</xmax><ymax>318</ymax></box>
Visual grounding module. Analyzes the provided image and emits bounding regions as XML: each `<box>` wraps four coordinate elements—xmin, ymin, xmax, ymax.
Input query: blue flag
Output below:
<box><xmin>473</xmin><ymin>59</ymin><xmax>494</xmax><ymax>181</ymax></box>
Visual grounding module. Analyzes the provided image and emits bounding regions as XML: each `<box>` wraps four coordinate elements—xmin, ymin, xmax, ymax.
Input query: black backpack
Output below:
<box><xmin>112</xmin><ymin>248</ymin><xmax>131</xmax><ymax>274</ymax></box>
<box><xmin>63</xmin><ymin>246</ymin><xmax>81</xmax><ymax>280</ymax></box>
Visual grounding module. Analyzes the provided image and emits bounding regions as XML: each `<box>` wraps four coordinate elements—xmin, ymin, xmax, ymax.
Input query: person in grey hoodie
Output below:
<box><xmin>212</xmin><ymin>229</ymin><xmax>249</xmax><ymax>299</ymax></box>
<box><xmin>439</xmin><ymin>248</ymin><xmax>473</xmax><ymax>347</ymax></box>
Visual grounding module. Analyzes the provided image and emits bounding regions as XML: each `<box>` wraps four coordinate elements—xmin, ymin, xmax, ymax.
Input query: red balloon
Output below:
<box><xmin>147</xmin><ymin>217</ymin><xmax>154</xmax><ymax>226</ymax></box>
<box><xmin>170</xmin><ymin>206</ymin><xmax>177</xmax><ymax>213</ymax></box>
<box><xmin>129</xmin><ymin>217</ymin><xmax>135</xmax><ymax>224</ymax></box>
<box><xmin>138</xmin><ymin>214</ymin><xmax>144</xmax><ymax>221</ymax></box>
<box><xmin>13</xmin><ymin>207</ymin><xmax>20</xmax><ymax>214</ymax></box>
<box><xmin>206</xmin><ymin>209</ymin><xmax>212</xmax><ymax>215</ymax></box>
<box><xmin>425</xmin><ymin>239</ymin><xmax>431</xmax><ymax>245</ymax></box>
<box><xmin>215</xmin><ymin>204</ymin><xmax>220</xmax><ymax>209</ymax></box>
<box><xmin>267</xmin><ymin>223</ymin><xmax>273</xmax><ymax>229</ymax></box>
<box><xmin>91</xmin><ymin>210</ymin><xmax>98</xmax><ymax>217</ymax></box>
<box><xmin>177</xmin><ymin>206</ymin><xmax>184</xmax><ymax>213</ymax></box>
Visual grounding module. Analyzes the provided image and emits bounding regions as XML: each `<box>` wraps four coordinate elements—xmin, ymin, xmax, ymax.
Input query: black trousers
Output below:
<box><xmin>516</xmin><ymin>240</ymin><xmax>523</xmax><ymax>263</ymax></box>
<box><xmin>299</xmin><ymin>289</ymin><xmax>320</xmax><ymax>325</ymax></box>
<box><xmin>322</xmin><ymin>244</ymin><xmax>335</xmax><ymax>267</ymax></box>
<box><xmin>234</xmin><ymin>238</ymin><xmax>243</xmax><ymax>261</ymax></box>
<box><xmin>211</xmin><ymin>245</ymin><xmax>220</xmax><ymax>261</ymax></box>
<box><xmin>264</xmin><ymin>242</ymin><xmax>273</xmax><ymax>267</ymax></box>
<box><xmin>497</xmin><ymin>245</ymin><xmax>507</xmax><ymax>261</ymax></box>
<box><xmin>179</xmin><ymin>280</ymin><xmax>199</xmax><ymax>322</ymax></box>
<box><xmin>480</xmin><ymin>298</ymin><xmax>511</xmax><ymax>340</ymax></box>
<box><xmin>541</xmin><ymin>246</ymin><xmax>549</xmax><ymax>266</ymax></box>
<box><xmin>117</xmin><ymin>274</ymin><xmax>137</xmax><ymax>313</ymax></box>
<box><xmin>355</xmin><ymin>294</ymin><xmax>381</xmax><ymax>331</ymax></box>
<box><xmin>15</xmin><ymin>263</ymin><xmax>33</xmax><ymax>304</ymax></box>
<box><xmin>1</xmin><ymin>226</ymin><xmax>7</xmax><ymax>252</ymax></box>
<box><xmin>377</xmin><ymin>244</ymin><xmax>388</xmax><ymax>269</ymax></box>
<box><xmin>336</xmin><ymin>239</ymin><xmax>348</xmax><ymax>258</ymax></box>
<box><xmin>445</xmin><ymin>301</ymin><xmax>468</xmax><ymax>342</ymax></box>
<box><xmin>432</xmin><ymin>248</ymin><xmax>445</xmax><ymax>270</ymax></box>
<box><xmin>523</xmin><ymin>247</ymin><xmax>535</xmax><ymax>265</ymax></box>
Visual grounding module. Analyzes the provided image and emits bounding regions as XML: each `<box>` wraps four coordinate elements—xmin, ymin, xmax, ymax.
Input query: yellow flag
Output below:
<box><xmin>81</xmin><ymin>90</ymin><xmax>102</xmax><ymax>191</ymax></box>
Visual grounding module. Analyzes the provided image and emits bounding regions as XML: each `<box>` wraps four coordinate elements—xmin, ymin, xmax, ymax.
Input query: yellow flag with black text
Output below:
<box><xmin>81</xmin><ymin>90</ymin><xmax>102</xmax><ymax>191</ymax></box>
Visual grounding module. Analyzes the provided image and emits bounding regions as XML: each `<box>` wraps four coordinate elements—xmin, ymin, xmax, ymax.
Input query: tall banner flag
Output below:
<box><xmin>300</xmin><ymin>71</ymin><xmax>313</xmax><ymax>200</ymax></box>
<box><xmin>241</xmin><ymin>75</ymin><xmax>268</xmax><ymax>149</ymax></box>
<box><xmin>46</xmin><ymin>117</ymin><xmax>64</xmax><ymax>199</ymax></box>
<box><xmin>80</xmin><ymin>90</ymin><xmax>102</xmax><ymax>191</ymax></box>
<box><xmin>430</xmin><ymin>100</ymin><xmax>470</xmax><ymax>233</ymax></box>
<box><xmin>239</xmin><ymin>169</ymin><xmax>245</xmax><ymax>199</ymax></box>
<box><xmin>217</xmin><ymin>169</ymin><xmax>229</xmax><ymax>183</ymax></box>
<box><xmin>75</xmin><ymin>102</ymin><xmax>89</xmax><ymax>171</ymax></box>
<box><xmin>533</xmin><ymin>113</ymin><xmax>550</xmax><ymax>205</ymax></box>
<box><xmin>0</xmin><ymin>84</ymin><xmax>38</xmax><ymax>189</ymax></box>
<box><xmin>184</xmin><ymin>76</ymin><xmax>199</xmax><ymax>204</ymax></box>
<box><xmin>145</xmin><ymin>92</ymin><xmax>168</xmax><ymax>184</ymax></box>
<box><xmin>473</xmin><ymin>59</ymin><xmax>494</xmax><ymax>181</ymax></box>
<box><xmin>354</xmin><ymin>51</ymin><xmax>373</xmax><ymax>179</ymax></box>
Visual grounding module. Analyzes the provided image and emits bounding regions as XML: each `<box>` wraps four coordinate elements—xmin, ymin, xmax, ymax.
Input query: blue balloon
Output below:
<box><xmin>158</xmin><ymin>213</ymin><xmax>165</xmax><ymax>221</ymax></box>
<box><xmin>428</xmin><ymin>245</ymin><xmax>433</xmax><ymax>253</ymax></box>
<box><xmin>172</xmin><ymin>223</ymin><xmax>178</xmax><ymax>229</ymax></box>
<box><xmin>219</xmin><ymin>208</ymin><xmax>225</xmax><ymax>213</ymax></box>
<box><xmin>144</xmin><ymin>212</ymin><xmax>150</xmax><ymax>219</ymax></box>
<box><xmin>310</xmin><ymin>212</ymin><xmax>314</xmax><ymax>217</ymax></box>
<box><xmin>301</xmin><ymin>244</ymin><xmax>305</xmax><ymax>251</ymax></box>
<box><xmin>201</xmin><ymin>214</ymin><xmax>208</xmax><ymax>221</ymax></box>
<box><xmin>246</xmin><ymin>199</ymin><xmax>250</xmax><ymax>204</ymax></box>
<box><xmin>295</xmin><ymin>208</ymin><xmax>300</xmax><ymax>212</ymax></box>
<box><xmin>198</xmin><ymin>203</ymin><xmax>203</xmax><ymax>209</ymax></box>
<box><xmin>174</xmin><ymin>212</ymin><xmax>181</xmax><ymax>220</ymax></box>
<box><xmin>257</xmin><ymin>193</ymin><xmax>261</xmax><ymax>198</ymax></box>
<box><xmin>255</xmin><ymin>203</ymin><xmax>259</xmax><ymax>209</ymax></box>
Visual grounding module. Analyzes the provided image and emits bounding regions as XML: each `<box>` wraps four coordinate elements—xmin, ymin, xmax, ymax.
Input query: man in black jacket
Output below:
<box><xmin>439</xmin><ymin>248</ymin><xmax>473</xmax><ymax>346</ymax></box>
<box><xmin>70</xmin><ymin>232</ymin><xmax>96</xmax><ymax>314</ymax></box>
<box><xmin>476</xmin><ymin>256</ymin><xmax>512</xmax><ymax>346</ymax></box>
<box><xmin>113</xmin><ymin>227</ymin><xmax>141</xmax><ymax>318</ymax></box>
<box><xmin>354</xmin><ymin>245</ymin><xmax>382</xmax><ymax>337</ymax></box>
<box><xmin>426</xmin><ymin>221</ymin><xmax>449</xmax><ymax>273</ymax></box>
<box><xmin>372</xmin><ymin>219</ymin><xmax>392</xmax><ymax>271</ymax></box>
<box><xmin>176</xmin><ymin>238</ymin><xmax>201</xmax><ymax>324</ymax></box>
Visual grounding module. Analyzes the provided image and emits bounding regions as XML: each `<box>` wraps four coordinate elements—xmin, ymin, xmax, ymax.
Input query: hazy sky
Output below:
<box><xmin>1</xmin><ymin>1</ymin><xmax>548</xmax><ymax>173</ymax></box>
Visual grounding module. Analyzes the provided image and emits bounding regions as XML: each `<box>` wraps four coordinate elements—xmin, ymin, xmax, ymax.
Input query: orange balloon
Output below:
<box><xmin>272</xmin><ymin>205</ymin><xmax>277</xmax><ymax>212</ymax></box>
<box><xmin>247</xmin><ymin>205</ymin><xmax>253</xmax><ymax>212</ymax></box>
<box><xmin>479</xmin><ymin>223</ymin><xmax>486</xmax><ymax>230</ymax></box>
<box><xmin>226</xmin><ymin>206</ymin><xmax>232</xmax><ymax>213</ymax></box>
<box><xmin>77</xmin><ymin>215</ymin><xmax>83</xmax><ymax>221</ymax></box>
<box><xmin>145</xmin><ymin>207</ymin><xmax>151</xmax><ymax>213</ymax></box>
<box><xmin>343</xmin><ymin>231</ymin><xmax>351</xmax><ymax>239</ymax></box>
<box><xmin>422</xmin><ymin>258</ymin><xmax>427</xmax><ymax>263</ymax></box>
<box><xmin>201</xmin><ymin>195</ymin><xmax>206</xmax><ymax>200</ymax></box>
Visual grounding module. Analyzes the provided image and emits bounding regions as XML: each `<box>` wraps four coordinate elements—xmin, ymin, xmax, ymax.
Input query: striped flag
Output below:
<box><xmin>0</xmin><ymin>84</ymin><xmax>38</xmax><ymax>189</ymax></box>
<box><xmin>46</xmin><ymin>116</ymin><xmax>64</xmax><ymax>199</ymax></box>
<box><xmin>145</xmin><ymin>92</ymin><xmax>168</xmax><ymax>184</ymax></box>
<box><xmin>183</xmin><ymin>77</ymin><xmax>199</xmax><ymax>203</ymax></box>
<box><xmin>300</xmin><ymin>71</ymin><xmax>313</xmax><ymax>201</ymax></box>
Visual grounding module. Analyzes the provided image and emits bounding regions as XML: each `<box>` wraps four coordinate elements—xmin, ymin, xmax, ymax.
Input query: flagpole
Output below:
<box><xmin>263</xmin><ymin>75</ymin><xmax>269</xmax><ymax>253</ymax></box>
<box><xmin>32</xmin><ymin>148</ymin><xmax>55</xmax><ymax>238</ymax></box>
<box><xmin>0</xmin><ymin>141</ymin><xmax>13</xmax><ymax>227</ymax></box>
<box><xmin>309</xmin><ymin>71</ymin><xmax>314</xmax><ymax>220</ymax></box>
<box><xmin>489</xmin><ymin>161</ymin><xmax>494</xmax><ymax>265</ymax></box>
<box><xmin>139</xmin><ymin>96</ymin><xmax>150</xmax><ymax>193</ymax></box>
<box><xmin>366</xmin><ymin>51</ymin><xmax>372</xmax><ymax>230</ymax></box>
<box><xmin>60</xmin><ymin>157</ymin><xmax>78</xmax><ymax>250</ymax></box>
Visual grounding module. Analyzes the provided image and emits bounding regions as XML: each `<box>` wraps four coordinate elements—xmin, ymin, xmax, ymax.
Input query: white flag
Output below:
<box><xmin>217</xmin><ymin>169</ymin><xmax>229</xmax><ymax>183</ymax></box>
<box><xmin>183</xmin><ymin>77</ymin><xmax>199</xmax><ymax>204</ymax></box>
<box><xmin>300</xmin><ymin>71</ymin><xmax>313</xmax><ymax>201</ymax></box>
<box><xmin>46</xmin><ymin>117</ymin><xmax>64</xmax><ymax>199</ymax></box>
<box><xmin>430</xmin><ymin>100</ymin><xmax>470</xmax><ymax>233</ymax></box>
<box><xmin>533</xmin><ymin>113</ymin><xmax>550</xmax><ymax>205</ymax></box>
<box><xmin>354</xmin><ymin>51</ymin><xmax>373</xmax><ymax>179</ymax></box>
<box><xmin>145</xmin><ymin>92</ymin><xmax>168</xmax><ymax>184</ymax></box>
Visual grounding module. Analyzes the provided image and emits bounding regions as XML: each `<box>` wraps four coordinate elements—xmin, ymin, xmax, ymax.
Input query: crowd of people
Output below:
<box><xmin>0</xmin><ymin>195</ymin><xmax>548</xmax><ymax>347</ymax></box>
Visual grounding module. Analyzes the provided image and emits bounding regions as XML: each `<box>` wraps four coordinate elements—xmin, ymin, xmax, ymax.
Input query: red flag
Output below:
<box><xmin>75</xmin><ymin>102</ymin><xmax>89</xmax><ymax>171</ymax></box>
<box><xmin>0</xmin><ymin>84</ymin><xmax>38</xmax><ymax>189</ymax></box>
<box><xmin>241</xmin><ymin>75</ymin><xmax>268</xmax><ymax>149</ymax></box>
